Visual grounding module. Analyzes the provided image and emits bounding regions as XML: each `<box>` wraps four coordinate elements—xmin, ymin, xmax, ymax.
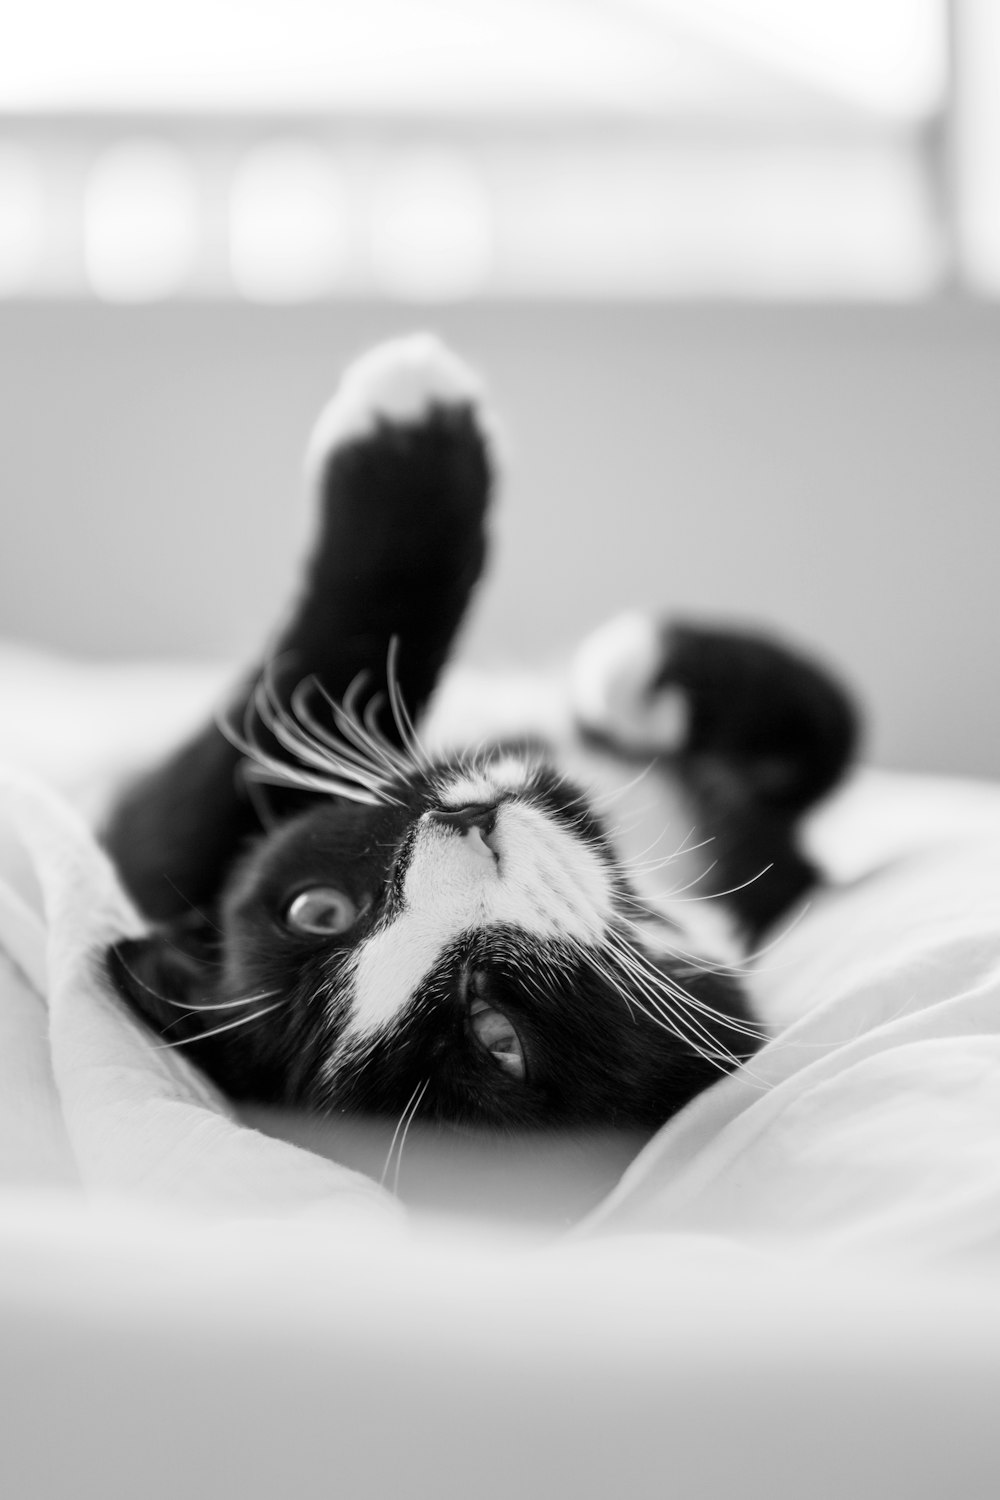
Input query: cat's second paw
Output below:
<box><xmin>572</xmin><ymin>611</ymin><xmax>858</xmax><ymax>815</ymax></box>
<box><xmin>571</xmin><ymin>611</ymin><xmax>689</xmax><ymax>755</ymax></box>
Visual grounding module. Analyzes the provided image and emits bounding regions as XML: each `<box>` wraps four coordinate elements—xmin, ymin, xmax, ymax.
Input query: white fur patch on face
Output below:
<box><xmin>570</xmin><ymin>610</ymin><xmax>687</xmax><ymax>753</ymax></box>
<box><xmin>304</xmin><ymin>332</ymin><xmax>488</xmax><ymax>485</ymax></box>
<box><xmin>338</xmin><ymin>799</ymin><xmax>614</xmax><ymax>1049</ymax></box>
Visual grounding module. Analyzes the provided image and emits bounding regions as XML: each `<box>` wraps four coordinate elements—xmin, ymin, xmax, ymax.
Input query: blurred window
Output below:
<box><xmin>0</xmin><ymin>0</ymin><xmax>989</xmax><ymax>302</ymax></box>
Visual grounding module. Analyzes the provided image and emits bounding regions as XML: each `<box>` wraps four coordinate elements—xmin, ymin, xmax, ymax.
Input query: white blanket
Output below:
<box><xmin>2</xmin><ymin>643</ymin><xmax>1000</xmax><ymax>1267</ymax></box>
<box><xmin>0</xmin><ymin>768</ymin><xmax>402</xmax><ymax>1223</ymax></box>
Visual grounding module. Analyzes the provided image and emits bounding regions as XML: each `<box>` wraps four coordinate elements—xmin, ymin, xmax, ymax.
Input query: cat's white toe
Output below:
<box><xmin>570</xmin><ymin>610</ymin><xmax>688</xmax><ymax>753</ymax></box>
<box><xmin>305</xmin><ymin>333</ymin><xmax>487</xmax><ymax>481</ymax></box>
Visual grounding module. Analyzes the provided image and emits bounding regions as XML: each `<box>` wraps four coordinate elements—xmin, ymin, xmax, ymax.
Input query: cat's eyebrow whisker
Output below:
<box><xmin>219</xmin><ymin>696</ymin><xmax>384</xmax><ymax>806</ymax></box>
<box><xmin>386</xmin><ymin>635</ymin><xmax>434</xmax><ymax>774</ymax></box>
<box><xmin>241</xmin><ymin>761</ymin><xmax>382</xmax><ymax>804</ymax></box>
<box><xmin>255</xmin><ymin>679</ymin><xmax>359</xmax><ymax>777</ymax></box>
<box><xmin>312</xmin><ymin>673</ymin><xmax>412</xmax><ymax>781</ymax></box>
<box><xmin>218</xmin><ymin>653</ymin><xmax>415</xmax><ymax>808</ymax></box>
<box><xmin>289</xmin><ymin>682</ymin><xmax>399</xmax><ymax>780</ymax></box>
<box><xmin>256</xmin><ymin>678</ymin><xmax>404</xmax><ymax>805</ymax></box>
<box><xmin>361</xmin><ymin>691</ymin><xmax>410</xmax><ymax>775</ymax></box>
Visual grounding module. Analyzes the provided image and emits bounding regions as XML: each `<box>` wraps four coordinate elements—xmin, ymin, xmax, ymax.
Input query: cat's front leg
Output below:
<box><xmin>571</xmin><ymin>612</ymin><xmax>859</xmax><ymax>935</ymax></box>
<box><xmin>104</xmin><ymin>334</ymin><xmax>495</xmax><ymax>919</ymax></box>
<box><xmin>289</xmin><ymin>333</ymin><xmax>495</xmax><ymax>721</ymax></box>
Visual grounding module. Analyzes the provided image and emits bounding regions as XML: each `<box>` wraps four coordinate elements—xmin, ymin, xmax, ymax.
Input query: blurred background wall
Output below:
<box><xmin>1</xmin><ymin>0</ymin><xmax>999</xmax><ymax>778</ymax></box>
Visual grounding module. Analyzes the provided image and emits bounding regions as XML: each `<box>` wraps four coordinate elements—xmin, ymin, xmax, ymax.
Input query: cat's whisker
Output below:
<box><xmin>662</xmin><ymin>863</ymin><xmax>775</xmax><ymax>906</ymax></box>
<box><xmin>671</xmin><ymin>828</ymin><xmax>718</xmax><ymax>860</ymax></box>
<box><xmin>287</xmin><ymin>682</ymin><xmax>396</xmax><ymax>780</ymax></box>
<box><xmin>576</xmin><ymin>939</ymin><xmax>743</xmax><ymax>1071</ymax></box>
<box><xmin>620</xmin><ymin>847</ymin><xmax>701</xmax><ymax>876</ymax></box>
<box><xmin>157</xmin><ymin>987</ymin><xmax>283</xmax><ymax>1035</ymax></box>
<box><xmin>386</xmin><ymin>636</ymin><xmax>434</xmax><ymax>773</ymax></box>
<box><xmin>256</xmin><ymin>679</ymin><xmax>402</xmax><ymax>803</ymax></box>
<box><xmin>338</xmin><ymin>672</ymin><xmax>413</xmax><ymax>777</ymax></box>
<box><xmin>220</xmin><ymin>656</ymin><xmax>418</xmax><ymax>810</ymax></box>
<box><xmin>113</xmin><ymin>950</ymin><xmax>281</xmax><ymax>1031</ymax></box>
<box><xmin>392</xmin><ymin>1078</ymin><xmax>430</xmax><ymax>1196</ymax></box>
<box><xmin>587</xmin><ymin>758</ymin><xmax>659</xmax><ymax>808</ymax></box>
<box><xmin>362</xmin><ymin>691</ymin><xmax>409</xmax><ymax>771</ymax></box>
<box><xmin>178</xmin><ymin>989</ymin><xmax>281</xmax><ymax>1013</ymax></box>
<box><xmin>601</xmin><ymin>932</ymin><xmax>772</xmax><ymax>1067</ymax></box>
<box><xmin>595</xmin><ymin>926</ymin><xmax>751</xmax><ymax>1040</ymax></box>
<box><xmin>310</xmin><ymin>679</ymin><xmax>412</xmax><ymax>787</ymax></box>
<box><xmin>639</xmin><ymin>857</ymin><xmax>721</xmax><ymax>900</ymax></box>
<box><xmin>612</xmin><ymin>901</ymin><xmax>809</xmax><ymax>981</ymax></box>
<box><xmin>605</xmin><ymin>928</ymin><xmax>768</xmax><ymax>1032</ymax></box>
<box><xmin>219</xmin><ymin>694</ymin><xmax>383</xmax><ymax>806</ymax></box>
<box><xmin>154</xmin><ymin>1001</ymin><xmax>284</xmax><ymax>1050</ymax></box>
<box><xmin>379</xmin><ymin>1077</ymin><xmax>429</xmax><ymax>1192</ymax></box>
<box><xmin>241</xmin><ymin>761</ymin><xmax>382</xmax><ymax>804</ymax></box>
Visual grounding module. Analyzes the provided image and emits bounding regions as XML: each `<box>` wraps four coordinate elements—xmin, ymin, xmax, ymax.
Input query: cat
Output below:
<box><xmin>104</xmin><ymin>334</ymin><xmax>857</xmax><ymax>1135</ymax></box>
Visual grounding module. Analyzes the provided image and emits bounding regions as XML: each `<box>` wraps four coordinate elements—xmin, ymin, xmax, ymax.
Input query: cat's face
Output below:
<box><xmin>112</xmin><ymin>743</ymin><xmax>758</xmax><ymax>1131</ymax></box>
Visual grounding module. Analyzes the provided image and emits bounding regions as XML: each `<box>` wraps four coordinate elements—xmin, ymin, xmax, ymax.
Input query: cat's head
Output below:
<box><xmin>110</xmin><ymin>719</ymin><xmax>758</xmax><ymax>1132</ymax></box>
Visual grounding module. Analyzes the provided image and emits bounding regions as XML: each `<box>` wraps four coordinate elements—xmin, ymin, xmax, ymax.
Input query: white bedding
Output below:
<box><xmin>1</xmin><ymin>644</ymin><xmax>999</xmax><ymax>1498</ymax></box>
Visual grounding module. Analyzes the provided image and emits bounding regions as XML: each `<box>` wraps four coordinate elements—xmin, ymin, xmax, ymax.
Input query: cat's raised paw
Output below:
<box><xmin>305</xmin><ymin>333</ymin><xmax>489</xmax><ymax>484</ymax></box>
<box><xmin>570</xmin><ymin>611</ymin><xmax>688</xmax><ymax>754</ymax></box>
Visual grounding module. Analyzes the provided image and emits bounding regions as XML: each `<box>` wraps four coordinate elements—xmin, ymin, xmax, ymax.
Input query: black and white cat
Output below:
<box><xmin>105</xmin><ymin>335</ymin><xmax>857</xmax><ymax>1134</ymax></box>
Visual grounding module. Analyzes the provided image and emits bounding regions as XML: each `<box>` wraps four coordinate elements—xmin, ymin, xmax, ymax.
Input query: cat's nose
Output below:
<box><xmin>427</xmin><ymin>802</ymin><xmax>499</xmax><ymax>859</ymax></box>
<box><xmin>429</xmin><ymin>802</ymin><xmax>497</xmax><ymax>837</ymax></box>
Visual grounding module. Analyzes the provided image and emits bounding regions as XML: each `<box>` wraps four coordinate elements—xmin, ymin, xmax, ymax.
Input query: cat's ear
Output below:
<box><xmin>106</xmin><ymin>912</ymin><xmax>218</xmax><ymax>1045</ymax></box>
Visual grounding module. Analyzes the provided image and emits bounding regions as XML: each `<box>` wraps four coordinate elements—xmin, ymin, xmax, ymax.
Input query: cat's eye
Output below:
<box><xmin>285</xmin><ymin>887</ymin><xmax>358</xmax><ymax>936</ymax></box>
<box><xmin>468</xmin><ymin>994</ymin><xmax>526</xmax><ymax>1080</ymax></box>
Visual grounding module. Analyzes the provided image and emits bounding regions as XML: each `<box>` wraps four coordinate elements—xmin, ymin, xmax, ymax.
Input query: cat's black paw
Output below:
<box><xmin>104</xmin><ymin>335</ymin><xmax>497</xmax><ymax>921</ymax></box>
<box><xmin>571</xmin><ymin>611</ymin><xmax>690</xmax><ymax>756</ymax></box>
<box><xmin>304</xmin><ymin>333</ymin><xmax>493</xmax><ymax>576</ymax></box>
<box><xmin>571</xmin><ymin>611</ymin><xmax>859</xmax><ymax>934</ymax></box>
<box><xmin>306</xmin><ymin>332</ymin><xmax>492</xmax><ymax>486</ymax></box>
<box><xmin>278</xmin><ymin>333</ymin><xmax>495</xmax><ymax>719</ymax></box>
<box><xmin>572</xmin><ymin>610</ymin><xmax>857</xmax><ymax>810</ymax></box>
